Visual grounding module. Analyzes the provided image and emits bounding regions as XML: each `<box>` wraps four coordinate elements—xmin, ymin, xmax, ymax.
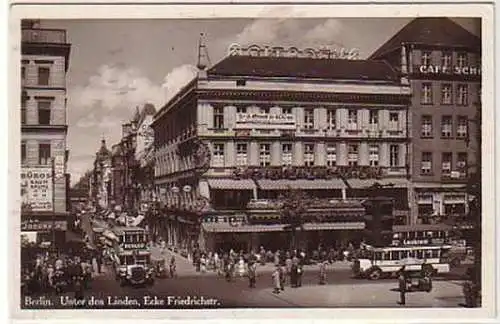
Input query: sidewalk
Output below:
<box><xmin>263</xmin><ymin>280</ymin><xmax>465</xmax><ymax>308</ymax></box>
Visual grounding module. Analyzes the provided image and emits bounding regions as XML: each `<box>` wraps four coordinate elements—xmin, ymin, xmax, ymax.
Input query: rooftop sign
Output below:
<box><xmin>228</xmin><ymin>43</ymin><xmax>360</xmax><ymax>60</ymax></box>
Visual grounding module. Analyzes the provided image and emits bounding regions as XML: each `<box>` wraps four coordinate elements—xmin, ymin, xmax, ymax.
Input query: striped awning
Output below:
<box><xmin>257</xmin><ymin>179</ymin><xmax>346</xmax><ymax>190</ymax></box>
<box><xmin>207</xmin><ymin>179</ymin><xmax>256</xmax><ymax>190</ymax></box>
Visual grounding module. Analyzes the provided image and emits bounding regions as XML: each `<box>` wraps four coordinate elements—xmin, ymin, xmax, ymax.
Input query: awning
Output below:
<box><xmin>303</xmin><ymin>222</ymin><xmax>365</xmax><ymax>231</ymax></box>
<box><xmin>257</xmin><ymin>179</ymin><xmax>345</xmax><ymax>190</ymax></box>
<box><xmin>393</xmin><ymin>224</ymin><xmax>453</xmax><ymax>232</ymax></box>
<box><xmin>346</xmin><ymin>178</ymin><xmax>408</xmax><ymax>189</ymax></box>
<box><xmin>201</xmin><ymin>221</ymin><xmax>365</xmax><ymax>233</ymax></box>
<box><xmin>207</xmin><ymin>179</ymin><xmax>256</xmax><ymax>190</ymax></box>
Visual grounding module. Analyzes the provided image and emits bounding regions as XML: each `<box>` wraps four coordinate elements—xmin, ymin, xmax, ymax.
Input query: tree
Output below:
<box><xmin>279</xmin><ymin>188</ymin><xmax>310</xmax><ymax>251</ymax></box>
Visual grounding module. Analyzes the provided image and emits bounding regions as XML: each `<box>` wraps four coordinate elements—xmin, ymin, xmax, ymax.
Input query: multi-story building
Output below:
<box><xmin>90</xmin><ymin>138</ymin><xmax>112</xmax><ymax>210</ymax></box>
<box><xmin>370</xmin><ymin>17</ymin><xmax>481</xmax><ymax>225</ymax></box>
<box><xmin>20</xmin><ymin>20</ymin><xmax>71</xmax><ymax>246</ymax></box>
<box><xmin>152</xmin><ymin>46</ymin><xmax>412</xmax><ymax>252</ymax></box>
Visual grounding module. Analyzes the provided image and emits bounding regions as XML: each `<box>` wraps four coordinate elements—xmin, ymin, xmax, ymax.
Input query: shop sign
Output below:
<box><xmin>228</xmin><ymin>43</ymin><xmax>360</xmax><ymax>60</ymax></box>
<box><xmin>235</xmin><ymin>113</ymin><xmax>296</xmax><ymax>130</ymax></box>
<box><xmin>21</xmin><ymin>220</ymin><xmax>67</xmax><ymax>231</ymax></box>
<box><xmin>121</xmin><ymin>243</ymin><xmax>146</xmax><ymax>250</ymax></box>
<box><xmin>418</xmin><ymin>65</ymin><xmax>481</xmax><ymax>76</ymax></box>
<box><xmin>21</xmin><ymin>167</ymin><xmax>53</xmax><ymax>212</ymax></box>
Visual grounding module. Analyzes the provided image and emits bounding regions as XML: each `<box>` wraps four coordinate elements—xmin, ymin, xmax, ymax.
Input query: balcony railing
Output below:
<box><xmin>22</xmin><ymin>29</ymin><xmax>67</xmax><ymax>44</ymax></box>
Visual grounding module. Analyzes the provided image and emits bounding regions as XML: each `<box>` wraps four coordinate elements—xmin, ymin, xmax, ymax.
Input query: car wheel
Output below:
<box><xmin>369</xmin><ymin>268</ymin><xmax>382</xmax><ymax>280</ymax></box>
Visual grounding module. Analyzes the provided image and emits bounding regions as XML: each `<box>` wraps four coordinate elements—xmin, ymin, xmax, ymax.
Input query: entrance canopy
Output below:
<box><xmin>257</xmin><ymin>179</ymin><xmax>346</xmax><ymax>190</ymax></box>
<box><xmin>347</xmin><ymin>178</ymin><xmax>409</xmax><ymax>189</ymax></box>
<box><xmin>208</xmin><ymin>179</ymin><xmax>256</xmax><ymax>190</ymax></box>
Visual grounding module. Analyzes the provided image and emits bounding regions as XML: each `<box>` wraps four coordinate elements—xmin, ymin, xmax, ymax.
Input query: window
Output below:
<box><xmin>282</xmin><ymin>107</ymin><xmax>292</xmax><ymax>115</ymax></box>
<box><xmin>441</xmin><ymin>152</ymin><xmax>452</xmax><ymax>175</ymax></box>
<box><xmin>37</xmin><ymin>101</ymin><xmax>51</xmax><ymax>125</ymax></box>
<box><xmin>327</xmin><ymin>110</ymin><xmax>336</xmax><ymax>130</ymax></box>
<box><xmin>236</xmin><ymin>143</ymin><xmax>248</xmax><ymax>166</ymax></box>
<box><xmin>281</xmin><ymin>143</ymin><xmax>293</xmax><ymax>166</ymax></box>
<box><xmin>304</xmin><ymin>109</ymin><xmax>314</xmax><ymax>129</ymax></box>
<box><xmin>236</xmin><ymin>80</ymin><xmax>246</xmax><ymax>86</ymax></box>
<box><xmin>326</xmin><ymin>144</ymin><xmax>336</xmax><ymax>167</ymax></box>
<box><xmin>369</xmin><ymin>145</ymin><xmax>379</xmax><ymax>166</ymax></box>
<box><xmin>457</xmin><ymin>84</ymin><xmax>468</xmax><ymax>106</ymax></box>
<box><xmin>421</xmin><ymin>152</ymin><xmax>432</xmax><ymax>175</ymax></box>
<box><xmin>21</xmin><ymin>66</ymin><xmax>26</xmax><ymax>81</ymax></box>
<box><xmin>259</xmin><ymin>144</ymin><xmax>271</xmax><ymax>166</ymax></box>
<box><xmin>21</xmin><ymin>141</ymin><xmax>26</xmax><ymax>164</ymax></box>
<box><xmin>236</xmin><ymin>106</ymin><xmax>247</xmax><ymax>114</ymax></box>
<box><xmin>212</xmin><ymin>143</ymin><xmax>224</xmax><ymax>167</ymax></box>
<box><xmin>390</xmin><ymin>145</ymin><xmax>399</xmax><ymax>167</ymax></box>
<box><xmin>421</xmin><ymin>83</ymin><xmax>433</xmax><ymax>104</ymax></box>
<box><xmin>441</xmin><ymin>84</ymin><xmax>452</xmax><ymax>104</ymax></box>
<box><xmin>304</xmin><ymin>143</ymin><xmax>315</xmax><ymax>167</ymax></box>
<box><xmin>369</xmin><ymin>110</ymin><xmax>378</xmax><ymax>125</ymax></box>
<box><xmin>441</xmin><ymin>116</ymin><xmax>452</xmax><ymax>138</ymax></box>
<box><xmin>213</xmin><ymin>106</ymin><xmax>224</xmax><ymax>129</ymax></box>
<box><xmin>260</xmin><ymin>106</ymin><xmax>270</xmax><ymax>114</ymax></box>
<box><xmin>457</xmin><ymin>116</ymin><xmax>468</xmax><ymax>138</ymax></box>
<box><xmin>347</xmin><ymin>144</ymin><xmax>358</xmax><ymax>166</ymax></box>
<box><xmin>441</xmin><ymin>52</ymin><xmax>452</xmax><ymax>68</ymax></box>
<box><xmin>457</xmin><ymin>52</ymin><xmax>468</xmax><ymax>68</ymax></box>
<box><xmin>421</xmin><ymin>51</ymin><xmax>432</xmax><ymax>66</ymax></box>
<box><xmin>21</xmin><ymin>96</ymin><xmax>27</xmax><ymax>125</ymax></box>
<box><xmin>39</xmin><ymin>143</ymin><xmax>51</xmax><ymax>165</ymax></box>
<box><xmin>421</xmin><ymin>115</ymin><xmax>433</xmax><ymax>137</ymax></box>
<box><xmin>457</xmin><ymin>153</ymin><xmax>467</xmax><ymax>174</ymax></box>
<box><xmin>38</xmin><ymin>67</ymin><xmax>50</xmax><ymax>86</ymax></box>
<box><xmin>347</xmin><ymin>110</ymin><xmax>358</xmax><ymax>129</ymax></box>
<box><xmin>389</xmin><ymin>113</ymin><xmax>399</xmax><ymax>122</ymax></box>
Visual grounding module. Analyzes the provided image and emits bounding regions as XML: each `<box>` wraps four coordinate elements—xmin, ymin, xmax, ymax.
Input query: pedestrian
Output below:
<box><xmin>247</xmin><ymin>261</ymin><xmax>257</xmax><ymax>288</ymax></box>
<box><xmin>237</xmin><ymin>256</ymin><xmax>246</xmax><ymax>277</ymax></box>
<box><xmin>297</xmin><ymin>263</ymin><xmax>303</xmax><ymax>287</ymax></box>
<box><xmin>278</xmin><ymin>264</ymin><xmax>286</xmax><ymax>291</ymax></box>
<box><xmin>169</xmin><ymin>256</ymin><xmax>176</xmax><ymax>278</ymax></box>
<box><xmin>272</xmin><ymin>265</ymin><xmax>281</xmax><ymax>294</ymax></box>
<box><xmin>398</xmin><ymin>266</ymin><xmax>407</xmax><ymax>305</ymax></box>
<box><xmin>319</xmin><ymin>260</ymin><xmax>327</xmax><ymax>285</ymax></box>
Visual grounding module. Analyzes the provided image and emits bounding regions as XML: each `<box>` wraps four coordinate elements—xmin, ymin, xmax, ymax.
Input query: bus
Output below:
<box><xmin>108</xmin><ymin>226</ymin><xmax>154</xmax><ymax>286</ymax></box>
<box><xmin>352</xmin><ymin>243</ymin><xmax>452</xmax><ymax>280</ymax></box>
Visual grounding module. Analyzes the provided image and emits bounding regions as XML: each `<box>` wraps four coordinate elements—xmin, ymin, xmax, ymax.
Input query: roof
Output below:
<box><xmin>96</xmin><ymin>139</ymin><xmax>111</xmax><ymax>159</ymax></box>
<box><xmin>207</xmin><ymin>55</ymin><xmax>399</xmax><ymax>83</ymax></box>
<box><xmin>370</xmin><ymin>17</ymin><xmax>481</xmax><ymax>59</ymax></box>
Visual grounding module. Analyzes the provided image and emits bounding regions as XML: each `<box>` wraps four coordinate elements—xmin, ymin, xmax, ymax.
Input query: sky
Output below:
<box><xmin>39</xmin><ymin>18</ymin><xmax>480</xmax><ymax>185</ymax></box>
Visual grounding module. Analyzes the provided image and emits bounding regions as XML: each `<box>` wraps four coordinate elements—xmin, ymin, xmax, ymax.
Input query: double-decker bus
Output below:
<box><xmin>109</xmin><ymin>226</ymin><xmax>154</xmax><ymax>286</ymax></box>
<box><xmin>352</xmin><ymin>243</ymin><xmax>453</xmax><ymax>280</ymax></box>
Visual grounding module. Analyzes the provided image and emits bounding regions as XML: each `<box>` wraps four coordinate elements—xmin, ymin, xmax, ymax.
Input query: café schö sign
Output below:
<box><xmin>228</xmin><ymin>43</ymin><xmax>360</xmax><ymax>60</ymax></box>
<box><xmin>419</xmin><ymin>65</ymin><xmax>481</xmax><ymax>76</ymax></box>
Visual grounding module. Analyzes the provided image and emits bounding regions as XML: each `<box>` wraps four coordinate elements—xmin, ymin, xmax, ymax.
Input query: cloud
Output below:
<box><xmin>68</xmin><ymin>63</ymin><xmax>199</xmax><ymax>185</ymax></box>
<box><xmin>230</xmin><ymin>18</ymin><xmax>345</xmax><ymax>48</ymax></box>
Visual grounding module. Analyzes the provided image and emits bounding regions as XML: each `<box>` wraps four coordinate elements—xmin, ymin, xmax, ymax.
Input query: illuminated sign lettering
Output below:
<box><xmin>121</xmin><ymin>243</ymin><xmax>146</xmax><ymax>250</ymax></box>
<box><xmin>418</xmin><ymin>65</ymin><xmax>481</xmax><ymax>76</ymax></box>
<box><xmin>228</xmin><ymin>43</ymin><xmax>360</xmax><ymax>60</ymax></box>
<box><xmin>235</xmin><ymin>112</ymin><xmax>296</xmax><ymax>130</ymax></box>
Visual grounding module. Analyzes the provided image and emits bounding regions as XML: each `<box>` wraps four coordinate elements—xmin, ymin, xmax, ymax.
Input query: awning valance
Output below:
<box><xmin>257</xmin><ymin>179</ymin><xmax>345</xmax><ymax>190</ymax></box>
<box><xmin>207</xmin><ymin>179</ymin><xmax>256</xmax><ymax>190</ymax></box>
<box><xmin>202</xmin><ymin>221</ymin><xmax>365</xmax><ymax>233</ymax></box>
<box><xmin>346</xmin><ymin>178</ymin><xmax>409</xmax><ymax>189</ymax></box>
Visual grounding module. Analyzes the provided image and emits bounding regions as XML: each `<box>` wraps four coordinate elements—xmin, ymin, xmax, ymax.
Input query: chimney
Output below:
<box><xmin>400</xmin><ymin>43</ymin><xmax>409</xmax><ymax>85</ymax></box>
<box><xmin>196</xmin><ymin>33</ymin><xmax>209</xmax><ymax>79</ymax></box>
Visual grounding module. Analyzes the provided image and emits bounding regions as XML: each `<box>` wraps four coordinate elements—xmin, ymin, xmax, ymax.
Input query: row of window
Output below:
<box><xmin>20</xmin><ymin>142</ymin><xmax>51</xmax><ymax>165</ymax></box>
<box><xmin>214</xmin><ymin>106</ymin><xmax>401</xmax><ymax>130</ymax></box>
<box><xmin>420</xmin><ymin>152</ymin><xmax>467</xmax><ymax>175</ymax></box>
<box><xmin>21</xmin><ymin>99</ymin><xmax>53</xmax><ymax>125</ymax></box>
<box><xmin>209</xmin><ymin>143</ymin><xmax>402</xmax><ymax>168</ymax></box>
<box><xmin>21</xmin><ymin>65</ymin><xmax>51</xmax><ymax>86</ymax></box>
<box><xmin>420</xmin><ymin>51</ymin><xmax>470</xmax><ymax>69</ymax></box>
<box><xmin>420</xmin><ymin>115</ymin><xmax>469</xmax><ymax>138</ymax></box>
<box><xmin>420</xmin><ymin>83</ymin><xmax>471</xmax><ymax>105</ymax></box>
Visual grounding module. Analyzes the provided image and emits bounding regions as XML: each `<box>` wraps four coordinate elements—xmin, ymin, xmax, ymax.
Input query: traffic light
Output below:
<box><xmin>363</xmin><ymin>197</ymin><xmax>395</xmax><ymax>247</ymax></box>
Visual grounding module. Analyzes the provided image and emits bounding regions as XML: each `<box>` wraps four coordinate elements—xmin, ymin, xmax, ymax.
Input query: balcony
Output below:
<box><xmin>22</xmin><ymin>29</ymin><xmax>67</xmax><ymax>44</ymax></box>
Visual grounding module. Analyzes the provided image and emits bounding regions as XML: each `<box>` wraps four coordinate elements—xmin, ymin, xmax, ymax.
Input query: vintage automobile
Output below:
<box><xmin>114</xmin><ymin>251</ymin><xmax>155</xmax><ymax>287</ymax></box>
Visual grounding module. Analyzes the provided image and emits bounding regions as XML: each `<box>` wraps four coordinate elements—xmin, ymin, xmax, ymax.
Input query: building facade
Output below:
<box><xmin>20</xmin><ymin>20</ymin><xmax>71</xmax><ymax>246</ymax></box>
<box><xmin>370</xmin><ymin>17</ymin><xmax>481</xmax><ymax>225</ymax></box>
<box><xmin>90</xmin><ymin>139</ymin><xmax>112</xmax><ymax>210</ymax></box>
<box><xmin>152</xmin><ymin>49</ymin><xmax>412</xmax><ymax>253</ymax></box>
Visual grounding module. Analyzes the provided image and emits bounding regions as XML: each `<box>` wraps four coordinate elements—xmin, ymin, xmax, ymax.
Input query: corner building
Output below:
<box><xmin>152</xmin><ymin>52</ymin><xmax>411</xmax><ymax>253</ymax></box>
<box><xmin>370</xmin><ymin>18</ymin><xmax>481</xmax><ymax>225</ymax></box>
<box><xmin>20</xmin><ymin>20</ymin><xmax>72</xmax><ymax>246</ymax></box>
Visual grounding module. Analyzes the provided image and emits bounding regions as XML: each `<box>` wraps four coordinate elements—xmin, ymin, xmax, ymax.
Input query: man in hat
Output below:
<box><xmin>398</xmin><ymin>266</ymin><xmax>407</xmax><ymax>305</ymax></box>
<box><xmin>247</xmin><ymin>261</ymin><xmax>257</xmax><ymax>288</ymax></box>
